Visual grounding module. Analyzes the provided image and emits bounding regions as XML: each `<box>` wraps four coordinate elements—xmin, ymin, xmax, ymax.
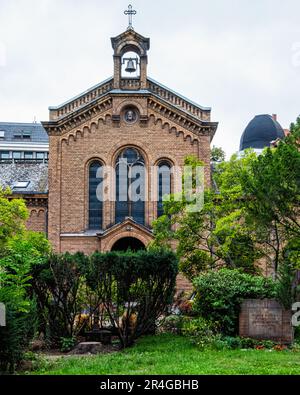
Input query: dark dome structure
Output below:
<box><xmin>239</xmin><ymin>114</ymin><xmax>285</xmax><ymax>151</ymax></box>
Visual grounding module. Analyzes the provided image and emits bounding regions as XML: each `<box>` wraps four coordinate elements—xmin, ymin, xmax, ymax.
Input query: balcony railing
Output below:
<box><xmin>0</xmin><ymin>158</ymin><xmax>49</xmax><ymax>164</ymax></box>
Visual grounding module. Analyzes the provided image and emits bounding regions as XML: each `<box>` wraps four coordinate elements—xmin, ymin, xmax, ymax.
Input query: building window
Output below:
<box><xmin>0</xmin><ymin>151</ymin><xmax>9</xmax><ymax>159</ymax></box>
<box><xmin>0</xmin><ymin>131</ymin><xmax>5</xmax><ymax>140</ymax></box>
<box><xmin>13</xmin><ymin>131</ymin><xmax>31</xmax><ymax>140</ymax></box>
<box><xmin>22</xmin><ymin>132</ymin><xmax>31</xmax><ymax>140</ymax></box>
<box><xmin>13</xmin><ymin>181</ymin><xmax>30</xmax><ymax>189</ymax></box>
<box><xmin>88</xmin><ymin>160</ymin><xmax>103</xmax><ymax>229</ymax></box>
<box><xmin>36</xmin><ymin>152</ymin><xmax>44</xmax><ymax>160</ymax></box>
<box><xmin>157</xmin><ymin>161</ymin><xmax>171</xmax><ymax>218</ymax></box>
<box><xmin>24</xmin><ymin>151</ymin><xmax>33</xmax><ymax>159</ymax></box>
<box><xmin>13</xmin><ymin>151</ymin><xmax>22</xmax><ymax>159</ymax></box>
<box><xmin>115</xmin><ymin>147</ymin><xmax>145</xmax><ymax>224</ymax></box>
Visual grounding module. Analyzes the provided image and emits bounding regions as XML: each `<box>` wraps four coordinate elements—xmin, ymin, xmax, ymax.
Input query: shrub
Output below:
<box><xmin>0</xmin><ymin>231</ymin><xmax>47</xmax><ymax>373</ymax></box>
<box><xmin>181</xmin><ymin>317</ymin><xmax>217</xmax><ymax>349</ymax></box>
<box><xmin>0</xmin><ymin>301</ymin><xmax>38</xmax><ymax>373</ymax></box>
<box><xmin>294</xmin><ymin>325</ymin><xmax>300</xmax><ymax>341</ymax></box>
<box><xmin>60</xmin><ymin>337</ymin><xmax>77</xmax><ymax>353</ymax></box>
<box><xmin>30</xmin><ymin>252</ymin><xmax>87</xmax><ymax>344</ymax></box>
<box><xmin>193</xmin><ymin>268</ymin><xmax>277</xmax><ymax>335</ymax></box>
<box><xmin>220</xmin><ymin>336</ymin><xmax>242</xmax><ymax>349</ymax></box>
<box><xmin>160</xmin><ymin>315</ymin><xmax>184</xmax><ymax>334</ymax></box>
<box><xmin>85</xmin><ymin>248</ymin><xmax>178</xmax><ymax>347</ymax></box>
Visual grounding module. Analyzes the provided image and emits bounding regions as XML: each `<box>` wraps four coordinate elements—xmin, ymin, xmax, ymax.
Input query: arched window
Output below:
<box><xmin>115</xmin><ymin>147</ymin><xmax>145</xmax><ymax>224</ymax></box>
<box><xmin>88</xmin><ymin>160</ymin><xmax>103</xmax><ymax>229</ymax></box>
<box><xmin>157</xmin><ymin>161</ymin><xmax>172</xmax><ymax>218</ymax></box>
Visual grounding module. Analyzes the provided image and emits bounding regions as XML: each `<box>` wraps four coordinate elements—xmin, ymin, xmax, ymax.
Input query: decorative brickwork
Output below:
<box><xmin>40</xmin><ymin>28</ymin><xmax>217</xmax><ymax>255</ymax></box>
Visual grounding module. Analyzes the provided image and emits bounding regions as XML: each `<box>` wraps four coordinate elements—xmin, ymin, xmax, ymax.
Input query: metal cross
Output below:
<box><xmin>124</xmin><ymin>4</ymin><xmax>136</xmax><ymax>29</ymax></box>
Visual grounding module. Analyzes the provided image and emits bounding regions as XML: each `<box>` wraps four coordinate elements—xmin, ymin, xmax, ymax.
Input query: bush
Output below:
<box><xmin>85</xmin><ymin>248</ymin><xmax>178</xmax><ymax>347</ymax></box>
<box><xmin>60</xmin><ymin>337</ymin><xmax>77</xmax><ymax>353</ymax></box>
<box><xmin>0</xmin><ymin>301</ymin><xmax>38</xmax><ymax>373</ymax></box>
<box><xmin>193</xmin><ymin>268</ymin><xmax>277</xmax><ymax>335</ymax></box>
<box><xmin>210</xmin><ymin>336</ymin><xmax>277</xmax><ymax>350</ymax></box>
<box><xmin>181</xmin><ymin>317</ymin><xmax>217</xmax><ymax>349</ymax></box>
<box><xmin>160</xmin><ymin>315</ymin><xmax>184</xmax><ymax>334</ymax></box>
<box><xmin>294</xmin><ymin>325</ymin><xmax>300</xmax><ymax>341</ymax></box>
<box><xmin>30</xmin><ymin>252</ymin><xmax>87</xmax><ymax>344</ymax></box>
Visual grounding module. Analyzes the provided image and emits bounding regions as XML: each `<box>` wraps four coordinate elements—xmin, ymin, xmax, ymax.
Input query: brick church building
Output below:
<box><xmin>0</xmin><ymin>23</ymin><xmax>218</xmax><ymax>258</ymax></box>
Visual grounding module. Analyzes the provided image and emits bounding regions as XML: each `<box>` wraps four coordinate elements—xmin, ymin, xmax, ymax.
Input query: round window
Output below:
<box><xmin>124</xmin><ymin>108</ymin><xmax>138</xmax><ymax>124</ymax></box>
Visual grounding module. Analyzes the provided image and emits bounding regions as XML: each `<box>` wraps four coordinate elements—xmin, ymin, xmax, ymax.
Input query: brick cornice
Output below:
<box><xmin>42</xmin><ymin>96</ymin><xmax>113</xmax><ymax>136</ymax></box>
<box><xmin>148</xmin><ymin>96</ymin><xmax>218</xmax><ymax>141</ymax></box>
<box><xmin>8</xmin><ymin>193</ymin><xmax>48</xmax><ymax>207</ymax></box>
<box><xmin>42</xmin><ymin>91</ymin><xmax>218</xmax><ymax>141</ymax></box>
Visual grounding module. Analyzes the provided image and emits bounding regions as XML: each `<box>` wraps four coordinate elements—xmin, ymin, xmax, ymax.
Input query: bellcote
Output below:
<box><xmin>111</xmin><ymin>28</ymin><xmax>150</xmax><ymax>90</ymax></box>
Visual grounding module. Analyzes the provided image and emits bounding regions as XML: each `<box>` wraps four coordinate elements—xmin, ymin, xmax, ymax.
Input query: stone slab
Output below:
<box><xmin>239</xmin><ymin>299</ymin><xmax>293</xmax><ymax>343</ymax></box>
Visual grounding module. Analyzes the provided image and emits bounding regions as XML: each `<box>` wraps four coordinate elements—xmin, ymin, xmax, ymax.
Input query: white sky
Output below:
<box><xmin>0</xmin><ymin>0</ymin><xmax>300</xmax><ymax>158</ymax></box>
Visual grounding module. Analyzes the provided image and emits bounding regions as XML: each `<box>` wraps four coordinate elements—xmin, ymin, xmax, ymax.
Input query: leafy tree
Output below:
<box><xmin>211</xmin><ymin>145</ymin><xmax>226</xmax><ymax>162</ymax></box>
<box><xmin>241</xmin><ymin>116</ymin><xmax>300</xmax><ymax>275</ymax></box>
<box><xmin>0</xmin><ymin>189</ymin><xmax>50</xmax><ymax>372</ymax></box>
<box><xmin>0</xmin><ymin>232</ymin><xmax>50</xmax><ymax>372</ymax></box>
<box><xmin>0</xmin><ymin>187</ymin><xmax>28</xmax><ymax>256</ymax></box>
<box><xmin>153</xmin><ymin>114</ymin><xmax>300</xmax><ymax>282</ymax></box>
<box><xmin>153</xmin><ymin>153</ymin><xmax>261</xmax><ymax>279</ymax></box>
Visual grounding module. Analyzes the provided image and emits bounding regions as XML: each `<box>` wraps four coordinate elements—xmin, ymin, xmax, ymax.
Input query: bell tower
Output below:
<box><xmin>111</xmin><ymin>5</ymin><xmax>150</xmax><ymax>90</ymax></box>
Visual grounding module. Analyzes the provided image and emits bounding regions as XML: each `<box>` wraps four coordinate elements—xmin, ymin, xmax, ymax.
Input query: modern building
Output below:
<box><xmin>0</xmin><ymin>122</ymin><xmax>48</xmax><ymax>161</ymax></box>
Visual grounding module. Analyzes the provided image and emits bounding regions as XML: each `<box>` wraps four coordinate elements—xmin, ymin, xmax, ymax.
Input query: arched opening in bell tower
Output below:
<box><xmin>121</xmin><ymin>50</ymin><xmax>140</xmax><ymax>79</ymax></box>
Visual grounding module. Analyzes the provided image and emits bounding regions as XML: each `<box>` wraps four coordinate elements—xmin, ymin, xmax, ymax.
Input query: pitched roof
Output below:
<box><xmin>0</xmin><ymin>162</ymin><xmax>48</xmax><ymax>193</ymax></box>
<box><xmin>47</xmin><ymin>76</ymin><xmax>212</xmax><ymax>121</ymax></box>
<box><xmin>0</xmin><ymin>122</ymin><xmax>48</xmax><ymax>143</ymax></box>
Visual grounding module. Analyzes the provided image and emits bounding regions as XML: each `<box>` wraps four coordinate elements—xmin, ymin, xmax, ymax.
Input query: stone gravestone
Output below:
<box><xmin>239</xmin><ymin>299</ymin><xmax>293</xmax><ymax>343</ymax></box>
<box><xmin>0</xmin><ymin>303</ymin><xmax>5</xmax><ymax>326</ymax></box>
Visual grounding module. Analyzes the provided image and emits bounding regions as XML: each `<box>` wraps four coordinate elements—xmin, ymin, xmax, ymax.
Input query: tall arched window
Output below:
<box><xmin>157</xmin><ymin>161</ymin><xmax>171</xmax><ymax>218</ymax></box>
<box><xmin>88</xmin><ymin>160</ymin><xmax>103</xmax><ymax>229</ymax></box>
<box><xmin>115</xmin><ymin>147</ymin><xmax>145</xmax><ymax>224</ymax></box>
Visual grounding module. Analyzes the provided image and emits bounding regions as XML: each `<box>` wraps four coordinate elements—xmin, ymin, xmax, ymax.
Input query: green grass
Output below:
<box><xmin>32</xmin><ymin>333</ymin><xmax>300</xmax><ymax>375</ymax></box>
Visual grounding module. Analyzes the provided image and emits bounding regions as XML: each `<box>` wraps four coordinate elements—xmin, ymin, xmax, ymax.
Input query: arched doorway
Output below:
<box><xmin>111</xmin><ymin>237</ymin><xmax>145</xmax><ymax>252</ymax></box>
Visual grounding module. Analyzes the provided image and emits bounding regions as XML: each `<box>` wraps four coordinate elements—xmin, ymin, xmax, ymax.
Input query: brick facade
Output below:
<box><xmin>41</xmin><ymin>28</ymin><xmax>217</xmax><ymax>263</ymax></box>
<box><xmin>26</xmin><ymin>206</ymin><xmax>47</xmax><ymax>233</ymax></box>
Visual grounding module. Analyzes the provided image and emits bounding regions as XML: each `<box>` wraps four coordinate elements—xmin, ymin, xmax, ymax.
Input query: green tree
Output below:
<box><xmin>241</xmin><ymin>116</ymin><xmax>300</xmax><ymax>274</ymax></box>
<box><xmin>0</xmin><ymin>189</ymin><xmax>50</xmax><ymax>372</ymax></box>
<box><xmin>0</xmin><ymin>187</ymin><xmax>28</xmax><ymax>256</ymax></box>
<box><xmin>153</xmin><ymin>152</ymin><xmax>261</xmax><ymax>280</ymax></box>
<box><xmin>211</xmin><ymin>145</ymin><xmax>226</xmax><ymax>162</ymax></box>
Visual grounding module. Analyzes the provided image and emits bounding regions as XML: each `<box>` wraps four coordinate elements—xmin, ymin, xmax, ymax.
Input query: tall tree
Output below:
<box><xmin>241</xmin><ymin>117</ymin><xmax>300</xmax><ymax>274</ymax></box>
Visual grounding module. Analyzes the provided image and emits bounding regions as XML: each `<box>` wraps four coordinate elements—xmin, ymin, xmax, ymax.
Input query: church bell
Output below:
<box><xmin>125</xmin><ymin>58</ymin><xmax>136</xmax><ymax>73</ymax></box>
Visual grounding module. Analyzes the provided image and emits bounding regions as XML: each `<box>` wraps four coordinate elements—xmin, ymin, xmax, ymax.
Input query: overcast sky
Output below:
<box><xmin>0</xmin><ymin>0</ymin><xmax>300</xmax><ymax>157</ymax></box>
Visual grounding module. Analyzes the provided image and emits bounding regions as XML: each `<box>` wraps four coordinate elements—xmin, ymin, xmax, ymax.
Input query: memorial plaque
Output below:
<box><xmin>239</xmin><ymin>299</ymin><xmax>293</xmax><ymax>343</ymax></box>
<box><xmin>0</xmin><ymin>303</ymin><xmax>5</xmax><ymax>326</ymax></box>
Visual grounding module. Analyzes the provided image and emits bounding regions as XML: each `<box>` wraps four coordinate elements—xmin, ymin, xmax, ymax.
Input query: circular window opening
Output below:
<box><xmin>123</xmin><ymin>107</ymin><xmax>139</xmax><ymax>124</ymax></box>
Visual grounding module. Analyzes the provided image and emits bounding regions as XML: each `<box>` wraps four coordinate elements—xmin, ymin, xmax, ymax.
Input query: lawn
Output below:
<box><xmin>31</xmin><ymin>334</ymin><xmax>300</xmax><ymax>375</ymax></box>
